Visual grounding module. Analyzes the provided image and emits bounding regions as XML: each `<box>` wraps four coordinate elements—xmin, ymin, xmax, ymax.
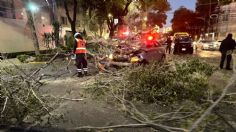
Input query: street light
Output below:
<box><xmin>108</xmin><ymin>13</ymin><xmax>113</xmax><ymax>18</ymax></box>
<box><xmin>27</xmin><ymin>2</ymin><xmax>39</xmax><ymax>13</ymax></box>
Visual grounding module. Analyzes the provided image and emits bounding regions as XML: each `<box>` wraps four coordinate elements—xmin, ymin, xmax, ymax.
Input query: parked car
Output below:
<box><xmin>198</xmin><ymin>40</ymin><xmax>221</xmax><ymax>50</ymax></box>
<box><xmin>111</xmin><ymin>32</ymin><xmax>166</xmax><ymax>64</ymax></box>
<box><xmin>173</xmin><ymin>36</ymin><xmax>193</xmax><ymax>54</ymax></box>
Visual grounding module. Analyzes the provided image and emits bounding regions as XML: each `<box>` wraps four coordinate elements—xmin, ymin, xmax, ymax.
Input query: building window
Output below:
<box><xmin>0</xmin><ymin>0</ymin><xmax>17</xmax><ymax>19</ymax></box>
<box><xmin>0</xmin><ymin>1</ymin><xmax>7</xmax><ymax>17</ymax></box>
<box><xmin>61</xmin><ymin>16</ymin><xmax>67</xmax><ymax>25</ymax></box>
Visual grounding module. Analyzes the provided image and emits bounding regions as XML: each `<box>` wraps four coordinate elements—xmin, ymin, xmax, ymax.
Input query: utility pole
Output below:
<box><xmin>208</xmin><ymin>0</ymin><xmax>212</xmax><ymax>34</ymax></box>
<box><xmin>216</xmin><ymin>0</ymin><xmax>220</xmax><ymax>39</ymax></box>
<box><xmin>24</xmin><ymin>0</ymin><xmax>40</xmax><ymax>55</ymax></box>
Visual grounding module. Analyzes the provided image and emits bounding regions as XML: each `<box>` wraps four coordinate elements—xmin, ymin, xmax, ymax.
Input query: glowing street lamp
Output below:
<box><xmin>27</xmin><ymin>2</ymin><xmax>39</xmax><ymax>13</ymax></box>
<box><xmin>108</xmin><ymin>13</ymin><xmax>113</xmax><ymax>18</ymax></box>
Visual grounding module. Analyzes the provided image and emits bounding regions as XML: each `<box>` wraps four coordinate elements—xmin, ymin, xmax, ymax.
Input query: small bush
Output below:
<box><xmin>17</xmin><ymin>54</ymin><xmax>30</xmax><ymax>63</ymax></box>
<box><xmin>125</xmin><ymin>59</ymin><xmax>215</xmax><ymax>105</ymax></box>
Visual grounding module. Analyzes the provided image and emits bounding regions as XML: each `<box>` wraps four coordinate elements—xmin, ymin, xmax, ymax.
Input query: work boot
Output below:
<box><xmin>83</xmin><ymin>68</ymin><xmax>88</xmax><ymax>76</ymax></box>
<box><xmin>226</xmin><ymin>68</ymin><xmax>232</xmax><ymax>70</ymax></box>
<box><xmin>77</xmin><ymin>72</ymin><xmax>83</xmax><ymax>77</ymax></box>
<box><xmin>84</xmin><ymin>71</ymin><xmax>88</xmax><ymax>76</ymax></box>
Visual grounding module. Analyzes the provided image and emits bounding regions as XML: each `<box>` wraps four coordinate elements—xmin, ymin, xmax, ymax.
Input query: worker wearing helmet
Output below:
<box><xmin>73</xmin><ymin>32</ymin><xmax>88</xmax><ymax>77</ymax></box>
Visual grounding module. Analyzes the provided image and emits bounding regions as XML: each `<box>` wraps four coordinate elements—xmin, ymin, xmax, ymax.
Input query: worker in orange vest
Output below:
<box><xmin>73</xmin><ymin>32</ymin><xmax>88</xmax><ymax>77</ymax></box>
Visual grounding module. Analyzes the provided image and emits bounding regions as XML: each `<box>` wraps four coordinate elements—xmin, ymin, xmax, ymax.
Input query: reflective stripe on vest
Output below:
<box><xmin>75</xmin><ymin>40</ymin><xmax>86</xmax><ymax>54</ymax></box>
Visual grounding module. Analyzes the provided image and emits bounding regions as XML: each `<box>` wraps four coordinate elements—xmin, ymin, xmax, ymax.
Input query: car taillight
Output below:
<box><xmin>147</xmin><ymin>35</ymin><xmax>154</xmax><ymax>41</ymax></box>
<box><xmin>122</xmin><ymin>31</ymin><xmax>129</xmax><ymax>36</ymax></box>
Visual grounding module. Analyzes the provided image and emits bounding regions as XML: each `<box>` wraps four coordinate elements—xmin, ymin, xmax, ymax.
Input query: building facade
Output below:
<box><xmin>0</xmin><ymin>0</ymin><xmax>54</xmax><ymax>53</ymax></box>
<box><xmin>217</xmin><ymin>2</ymin><xmax>236</xmax><ymax>40</ymax></box>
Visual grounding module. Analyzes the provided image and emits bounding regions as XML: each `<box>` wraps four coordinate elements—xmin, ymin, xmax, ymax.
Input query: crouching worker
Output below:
<box><xmin>73</xmin><ymin>32</ymin><xmax>88</xmax><ymax>77</ymax></box>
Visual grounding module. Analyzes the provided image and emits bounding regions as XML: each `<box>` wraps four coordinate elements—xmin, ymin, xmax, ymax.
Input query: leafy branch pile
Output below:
<box><xmin>126</xmin><ymin>59</ymin><xmax>215</xmax><ymax>105</ymax></box>
<box><xmin>85</xmin><ymin>59</ymin><xmax>236</xmax><ymax>131</ymax></box>
<box><xmin>89</xmin><ymin>59</ymin><xmax>215</xmax><ymax>105</ymax></box>
<box><xmin>0</xmin><ymin>67</ymin><xmax>50</xmax><ymax>125</ymax></box>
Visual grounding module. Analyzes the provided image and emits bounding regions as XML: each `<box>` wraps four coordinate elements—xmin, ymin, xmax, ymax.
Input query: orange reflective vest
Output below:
<box><xmin>75</xmin><ymin>39</ymin><xmax>86</xmax><ymax>54</ymax></box>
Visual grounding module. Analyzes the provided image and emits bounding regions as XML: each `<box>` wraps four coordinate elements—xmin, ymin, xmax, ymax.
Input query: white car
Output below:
<box><xmin>198</xmin><ymin>40</ymin><xmax>221</xmax><ymax>50</ymax></box>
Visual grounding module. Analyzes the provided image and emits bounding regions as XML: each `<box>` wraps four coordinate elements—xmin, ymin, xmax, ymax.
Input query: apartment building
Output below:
<box><xmin>217</xmin><ymin>2</ymin><xmax>236</xmax><ymax>40</ymax></box>
<box><xmin>0</xmin><ymin>0</ymin><xmax>54</xmax><ymax>53</ymax></box>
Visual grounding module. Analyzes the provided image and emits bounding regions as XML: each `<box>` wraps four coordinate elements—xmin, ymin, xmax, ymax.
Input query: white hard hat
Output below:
<box><xmin>74</xmin><ymin>32</ymin><xmax>81</xmax><ymax>38</ymax></box>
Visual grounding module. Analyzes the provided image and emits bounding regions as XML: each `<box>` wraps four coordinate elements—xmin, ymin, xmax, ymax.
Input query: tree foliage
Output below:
<box><xmin>63</xmin><ymin>0</ymin><xmax>78</xmax><ymax>35</ymax></box>
<box><xmin>141</xmin><ymin>0</ymin><xmax>171</xmax><ymax>27</ymax></box>
<box><xmin>171</xmin><ymin>7</ymin><xmax>198</xmax><ymax>34</ymax></box>
<box><xmin>130</xmin><ymin>0</ymin><xmax>171</xmax><ymax>28</ymax></box>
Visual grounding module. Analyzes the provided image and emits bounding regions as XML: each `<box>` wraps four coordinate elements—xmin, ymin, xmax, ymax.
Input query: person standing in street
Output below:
<box><xmin>166</xmin><ymin>37</ymin><xmax>172</xmax><ymax>54</ymax></box>
<box><xmin>219</xmin><ymin>33</ymin><xmax>236</xmax><ymax>70</ymax></box>
<box><xmin>73</xmin><ymin>32</ymin><xmax>88</xmax><ymax>77</ymax></box>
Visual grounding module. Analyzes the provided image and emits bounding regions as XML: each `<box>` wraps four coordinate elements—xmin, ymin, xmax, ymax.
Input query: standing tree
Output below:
<box><xmin>63</xmin><ymin>0</ymin><xmax>78</xmax><ymax>35</ymax></box>
<box><xmin>171</xmin><ymin>6</ymin><xmax>199</xmax><ymax>35</ymax></box>
<box><xmin>106</xmin><ymin>0</ymin><xmax>133</xmax><ymax>38</ymax></box>
<box><xmin>140</xmin><ymin>0</ymin><xmax>171</xmax><ymax>28</ymax></box>
<box><xmin>82</xmin><ymin>0</ymin><xmax>133</xmax><ymax>38</ymax></box>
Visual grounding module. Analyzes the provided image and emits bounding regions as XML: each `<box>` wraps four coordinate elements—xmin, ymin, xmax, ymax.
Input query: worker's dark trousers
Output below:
<box><xmin>76</xmin><ymin>53</ymin><xmax>88</xmax><ymax>74</ymax></box>
<box><xmin>166</xmin><ymin>45</ymin><xmax>171</xmax><ymax>54</ymax></box>
<box><xmin>220</xmin><ymin>53</ymin><xmax>232</xmax><ymax>69</ymax></box>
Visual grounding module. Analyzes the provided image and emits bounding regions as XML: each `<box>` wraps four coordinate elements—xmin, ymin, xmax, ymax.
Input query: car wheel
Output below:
<box><xmin>189</xmin><ymin>48</ymin><xmax>194</xmax><ymax>54</ymax></box>
<box><xmin>140</xmin><ymin>59</ymin><xmax>148</xmax><ymax>65</ymax></box>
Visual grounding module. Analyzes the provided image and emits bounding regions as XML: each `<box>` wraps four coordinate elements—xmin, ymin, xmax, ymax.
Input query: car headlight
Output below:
<box><xmin>130</xmin><ymin>56</ymin><xmax>140</xmax><ymax>63</ymax></box>
<box><xmin>130</xmin><ymin>54</ymin><xmax>144</xmax><ymax>63</ymax></box>
<box><xmin>203</xmin><ymin>44</ymin><xmax>208</xmax><ymax>47</ymax></box>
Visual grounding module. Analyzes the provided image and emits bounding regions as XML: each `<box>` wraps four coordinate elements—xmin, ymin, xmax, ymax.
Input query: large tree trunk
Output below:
<box><xmin>71</xmin><ymin>22</ymin><xmax>76</xmax><ymax>35</ymax></box>
<box><xmin>107</xmin><ymin>18</ymin><xmax>117</xmax><ymax>38</ymax></box>
<box><xmin>23</xmin><ymin>0</ymin><xmax>40</xmax><ymax>55</ymax></box>
<box><xmin>109</xmin><ymin>28</ymin><xmax>115</xmax><ymax>38</ymax></box>
<box><xmin>64</xmin><ymin>0</ymin><xmax>77</xmax><ymax>35</ymax></box>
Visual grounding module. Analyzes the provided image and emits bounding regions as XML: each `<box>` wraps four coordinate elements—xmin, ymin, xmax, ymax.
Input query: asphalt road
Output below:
<box><xmin>197</xmin><ymin>49</ymin><xmax>221</xmax><ymax>58</ymax></box>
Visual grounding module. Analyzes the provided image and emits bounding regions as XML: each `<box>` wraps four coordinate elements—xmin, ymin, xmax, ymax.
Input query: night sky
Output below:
<box><xmin>166</xmin><ymin>0</ymin><xmax>196</xmax><ymax>26</ymax></box>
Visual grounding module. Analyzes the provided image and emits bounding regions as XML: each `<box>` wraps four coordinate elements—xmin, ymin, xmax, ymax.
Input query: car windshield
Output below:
<box><xmin>177</xmin><ymin>36</ymin><xmax>191</xmax><ymax>42</ymax></box>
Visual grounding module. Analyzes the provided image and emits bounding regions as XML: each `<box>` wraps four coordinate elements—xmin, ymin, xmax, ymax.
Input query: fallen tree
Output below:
<box><xmin>84</xmin><ymin>59</ymin><xmax>236</xmax><ymax>131</ymax></box>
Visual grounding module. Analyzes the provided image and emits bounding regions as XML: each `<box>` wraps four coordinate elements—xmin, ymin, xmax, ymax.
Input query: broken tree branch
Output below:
<box><xmin>189</xmin><ymin>74</ymin><xmax>236</xmax><ymax>131</ymax></box>
<box><xmin>1</xmin><ymin>97</ymin><xmax>8</xmax><ymax>117</ymax></box>
<box><xmin>214</xmin><ymin>111</ymin><xmax>236</xmax><ymax>131</ymax></box>
<box><xmin>68</xmin><ymin>124</ymin><xmax>150</xmax><ymax>131</ymax></box>
<box><xmin>43</xmin><ymin>94</ymin><xmax>84</xmax><ymax>102</ymax></box>
<box><xmin>28</xmin><ymin>52</ymin><xmax>59</xmax><ymax>79</ymax></box>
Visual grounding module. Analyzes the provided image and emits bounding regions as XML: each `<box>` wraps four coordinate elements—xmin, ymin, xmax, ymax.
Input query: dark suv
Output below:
<box><xmin>173</xmin><ymin>36</ymin><xmax>193</xmax><ymax>54</ymax></box>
